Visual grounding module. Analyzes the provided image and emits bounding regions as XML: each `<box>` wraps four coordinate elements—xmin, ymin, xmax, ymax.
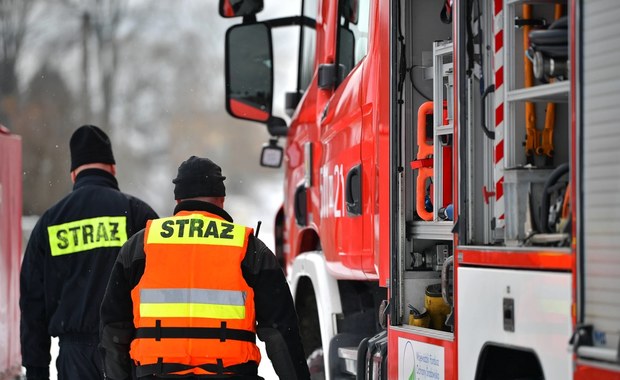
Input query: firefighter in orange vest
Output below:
<box><xmin>100</xmin><ymin>156</ymin><xmax>311</xmax><ymax>380</ymax></box>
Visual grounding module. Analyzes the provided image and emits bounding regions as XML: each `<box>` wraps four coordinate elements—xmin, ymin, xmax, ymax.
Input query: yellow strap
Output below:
<box><xmin>47</xmin><ymin>216</ymin><xmax>127</xmax><ymax>256</ymax></box>
<box><xmin>147</xmin><ymin>215</ymin><xmax>245</xmax><ymax>247</ymax></box>
<box><xmin>140</xmin><ymin>302</ymin><xmax>246</xmax><ymax>319</ymax></box>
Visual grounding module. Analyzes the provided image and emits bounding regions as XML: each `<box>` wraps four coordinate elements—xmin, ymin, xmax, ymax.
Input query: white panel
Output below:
<box><xmin>582</xmin><ymin>0</ymin><xmax>620</xmax><ymax>353</ymax></box>
<box><xmin>458</xmin><ymin>268</ymin><xmax>572</xmax><ymax>380</ymax></box>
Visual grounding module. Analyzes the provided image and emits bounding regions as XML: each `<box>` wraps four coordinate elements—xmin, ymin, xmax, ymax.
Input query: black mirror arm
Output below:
<box><xmin>242</xmin><ymin>14</ymin><xmax>257</xmax><ymax>24</ymax></box>
<box><xmin>267</xmin><ymin>117</ymin><xmax>288</xmax><ymax>137</ymax></box>
<box><xmin>263</xmin><ymin>16</ymin><xmax>316</xmax><ymax>30</ymax></box>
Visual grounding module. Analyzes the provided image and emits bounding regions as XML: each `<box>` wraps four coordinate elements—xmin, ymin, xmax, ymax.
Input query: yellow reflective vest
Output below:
<box><xmin>130</xmin><ymin>210</ymin><xmax>261</xmax><ymax>377</ymax></box>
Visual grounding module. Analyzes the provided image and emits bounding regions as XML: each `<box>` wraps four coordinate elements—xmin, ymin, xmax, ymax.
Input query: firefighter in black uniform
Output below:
<box><xmin>99</xmin><ymin>156</ymin><xmax>310</xmax><ymax>380</ymax></box>
<box><xmin>20</xmin><ymin>125</ymin><xmax>158</xmax><ymax>380</ymax></box>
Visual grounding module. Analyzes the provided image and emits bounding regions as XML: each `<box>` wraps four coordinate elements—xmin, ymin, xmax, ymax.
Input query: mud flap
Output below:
<box><xmin>358</xmin><ymin>330</ymin><xmax>387</xmax><ymax>380</ymax></box>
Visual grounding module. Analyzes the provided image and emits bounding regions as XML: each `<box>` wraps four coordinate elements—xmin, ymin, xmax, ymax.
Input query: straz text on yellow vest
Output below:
<box><xmin>47</xmin><ymin>216</ymin><xmax>128</xmax><ymax>256</ymax></box>
<box><xmin>130</xmin><ymin>211</ymin><xmax>260</xmax><ymax>377</ymax></box>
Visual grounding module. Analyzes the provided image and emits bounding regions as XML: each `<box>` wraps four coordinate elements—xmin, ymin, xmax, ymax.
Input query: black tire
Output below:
<box><xmin>298</xmin><ymin>289</ymin><xmax>322</xmax><ymax>362</ymax></box>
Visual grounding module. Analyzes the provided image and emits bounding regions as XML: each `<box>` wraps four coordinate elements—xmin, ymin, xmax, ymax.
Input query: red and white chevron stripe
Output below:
<box><xmin>492</xmin><ymin>0</ymin><xmax>505</xmax><ymax>228</ymax></box>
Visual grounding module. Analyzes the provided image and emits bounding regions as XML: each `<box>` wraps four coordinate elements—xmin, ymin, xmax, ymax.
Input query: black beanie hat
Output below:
<box><xmin>173</xmin><ymin>156</ymin><xmax>227</xmax><ymax>200</ymax></box>
<box><xmin>69</xmin><ymin>125</ymin><xmax>116</xmax><ymax>171</ymax></box>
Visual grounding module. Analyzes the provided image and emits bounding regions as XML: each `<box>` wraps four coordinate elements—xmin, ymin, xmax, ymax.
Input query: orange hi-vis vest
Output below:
<box><xmin>130</xmin><ymin>211</ymin><xmax>261</xmax><ymax>377</ymax></box>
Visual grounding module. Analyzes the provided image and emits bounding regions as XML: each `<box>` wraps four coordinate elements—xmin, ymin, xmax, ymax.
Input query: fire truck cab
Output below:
<box><xmin>220</xmin><ymin>0</ymin><xmax>620</xmax><ymax>379</ymax></box>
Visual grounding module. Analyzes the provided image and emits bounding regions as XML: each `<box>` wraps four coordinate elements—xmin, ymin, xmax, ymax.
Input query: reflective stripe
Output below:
<box><xmin>141</xmin><ymin>289</ymin><xmax>246</xmax><ymax>306</ymax></box>
<box><xmin>139</xmin><ymin>303</ymin><xmax>246</xmax><ymax>319</ymax></box>
<box><xmin>146</xmin><ymin>215</ymin><xmax>245</xmax><ymax>247</ymax></box>
<box><xmin>47</xmin><ymin>216</ymin><xmax>127</xmax><ymax>256</ymax></box>
<box><xmin>139</xmin><ymin>288</ymin><xmax>247</xmax><ymax>319</ymax></box>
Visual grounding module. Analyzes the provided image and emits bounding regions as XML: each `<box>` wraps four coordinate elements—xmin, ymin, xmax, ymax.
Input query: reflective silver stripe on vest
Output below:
<box><xmin>140</xmin><ymin>288</ymin><xmax>246</xmax><ymax>306</ymax></box>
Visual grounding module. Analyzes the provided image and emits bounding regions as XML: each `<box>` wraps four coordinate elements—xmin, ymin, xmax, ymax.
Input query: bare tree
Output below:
<box><xmin>0</xmin><ymin>0</ymin><xmax>34</xmax><ymax>125</ymax></box>
<box><xmin>9</xmin><ymin>0</ymin><xmax>285</xmax><ymax>217</ymax></box>
<box><xmin>81</xmin><ymin>11</ymin><xmax>92</xmax><ymax>120</ymax></box>
<box><xmin>92</xmin><ymin>0</ymin><xmax>126</xmax><ymax>128</ymax></box>
<box><xmin>20</xmin><ymin>65</ymin><xmax>75</xmax><ymax>215</ymax></box>
<box><xmin>56</xmin><ymin>0</ymin><xmax>127</xmax><ymax>127</ymax></box>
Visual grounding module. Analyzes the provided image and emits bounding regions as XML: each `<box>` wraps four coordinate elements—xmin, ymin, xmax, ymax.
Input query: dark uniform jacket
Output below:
<box><xmin>20</xmin><ymin>169</ymin><xmax>158</xmax><ymax>377</ymax></box>
<box><xmin>100</xmin><ymin>200</ymin><xmax>311</xmax><ymax>380</ymax></box>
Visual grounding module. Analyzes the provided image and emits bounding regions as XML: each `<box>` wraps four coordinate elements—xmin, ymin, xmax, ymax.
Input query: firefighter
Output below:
<box><xmin>19</xmin><ymin>125</ymin><xmax>159</xmax><ymax>380</ymax></box>
<box><xmin>99</xmin><ymin>156</ymin><xmax>310</xmax><ymax>380</ymax></box>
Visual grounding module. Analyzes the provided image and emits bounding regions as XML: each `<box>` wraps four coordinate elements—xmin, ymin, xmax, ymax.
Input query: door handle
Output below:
<box><xmin>345</xmin><ymin>164</ymin><xmax>362</xmax><ymax>216</ymax></box>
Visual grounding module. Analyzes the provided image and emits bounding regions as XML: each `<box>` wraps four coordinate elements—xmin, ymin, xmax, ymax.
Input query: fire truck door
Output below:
<box><xmin>577</xmin><ymin>0</ymin><xmax>620</xmax><ymax>365</ymax></box>
<box><xmin>319</xmin><ymin>0</ymin><xmax>372</xmax><ymax>275</ymax></box>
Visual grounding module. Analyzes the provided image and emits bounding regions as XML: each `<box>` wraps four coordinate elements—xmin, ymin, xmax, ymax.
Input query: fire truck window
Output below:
<box><xmin>338</xmin><ymin>28</ymin><xmax>355</xmax><ymax>77</ymax></box>
<box><xmin>337</xmin><ymin>0</ymin><xmax>370</xmax><ymax>80</ymax></box>
<box><xmin>299</xmin><ymin>0</ymin><xmax>317</xmax><ymax>93</ymax></box>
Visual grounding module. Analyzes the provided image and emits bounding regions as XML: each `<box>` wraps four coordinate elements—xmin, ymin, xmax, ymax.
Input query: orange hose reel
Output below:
<box><xmin>411</xmin><ymin>101</ymin><xmax>452</xmax><ymax>221</ymax></box>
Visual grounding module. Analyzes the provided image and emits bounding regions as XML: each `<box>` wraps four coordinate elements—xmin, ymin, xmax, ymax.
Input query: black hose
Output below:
<box><xmin>539</xmin><ymin>163</ymin><xmax>569</xmax><ymax>233</ymax></box>
<box><xmin>356</xmin><ymin>336</ymin><xmax>371</xmax><ymax>378</ymax></box>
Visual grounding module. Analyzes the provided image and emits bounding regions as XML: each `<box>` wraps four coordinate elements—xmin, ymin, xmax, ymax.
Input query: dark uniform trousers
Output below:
<box><xmin>57</xmin><ymin>334</ymin><xmax>103</xmax><ymax>380</ymax></box>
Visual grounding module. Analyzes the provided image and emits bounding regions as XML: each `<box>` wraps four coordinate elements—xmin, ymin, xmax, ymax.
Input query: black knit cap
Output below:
<box><xmin>69</xmin><ymin>125</ymin><xmax>116</xmax><ymax>171</ymax></box>
<box><xmin>173</xmin><ymin>156</ymin><xmax>226</xmax><ymax>200</ymax></box>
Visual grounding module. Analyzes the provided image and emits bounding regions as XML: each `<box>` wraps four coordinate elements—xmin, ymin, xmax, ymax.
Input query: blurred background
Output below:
<box><xmin>1</xmin><ymin>0</ymin><xmax>299</xmax><ymax>232</ymax></box>
<box><xmin>1</xmin><ymin>0</ymin><xmax>300</xmax><ymax>378</ymax></box>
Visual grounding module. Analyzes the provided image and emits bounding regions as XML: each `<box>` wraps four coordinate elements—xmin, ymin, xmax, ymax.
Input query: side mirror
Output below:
<box><xmin>260</xmin><ymin>138</ymin><xmax>283</xmax><ymax>168</ymax></box>
<box><xmin>225</xmin><ymin>23</ymin><xmax>273</xmax><ymax>123</ymax></box>
<box><xmin>219</xmin><ymin>0</ymin><xmax>263</xmax><ymax>18</ymax></box>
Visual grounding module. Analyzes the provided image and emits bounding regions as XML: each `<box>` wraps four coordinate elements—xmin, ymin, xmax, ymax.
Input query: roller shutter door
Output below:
<box><xmin>581</xmin><ymin>0</ymin><xmax>620</xmax><ymax>362</ymax></box>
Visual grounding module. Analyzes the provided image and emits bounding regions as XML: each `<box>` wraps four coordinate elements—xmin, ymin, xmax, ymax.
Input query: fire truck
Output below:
<box><xmin>219</xmin><ymin>0</ymin><xmax>620</xmax><ymax>379</ymax></box>
<box><xmin>0</xmin><ymin>126</ymin><xmax>22</xmax><ymax>379</ymax></box>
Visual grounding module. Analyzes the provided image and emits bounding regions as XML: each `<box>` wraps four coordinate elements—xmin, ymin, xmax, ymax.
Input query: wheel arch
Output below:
<box><xmin>290</xmin><ymin>251</ymin><xmax>342</xmax><ymax>380</ymax></box>
<box><xmin>474</xmin><ymin>342</ymin><xmax>545</xmax><ymax>380</ymax></box>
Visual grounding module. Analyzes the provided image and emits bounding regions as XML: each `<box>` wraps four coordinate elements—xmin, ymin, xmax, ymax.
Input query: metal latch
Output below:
<box><xmin>503</xmin><ymin>298</ymin><xmax>515</xmax><ymax>332</ymax></box>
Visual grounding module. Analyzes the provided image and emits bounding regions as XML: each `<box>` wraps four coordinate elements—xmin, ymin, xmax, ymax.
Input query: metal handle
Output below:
<box><xmin>441</xmin><ymin>255</ymin><xmax>454</xmax><ymax>306</ymax></box>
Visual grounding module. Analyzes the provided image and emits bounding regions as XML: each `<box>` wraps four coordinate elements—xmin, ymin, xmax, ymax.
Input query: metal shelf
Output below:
<box><xmin>436</xmin><ymin>124</ymin><xmax>453</xmax><ymax>136</ymax></box>
<box><xmin>460</xmin><ymin>245</ymin><xmax>571</xmax><ymax>254</ymax></box>
<box><xmin>408</xmin><ymin>221</ymin><xmax>454</xmax><ymax>241</ymax></box>
<box><xmin>434</xmin><ymin>40</ymin><xmax>453</xmax><ymax>56</ymax></box>
<box><xmin>391</xmin><ymin>325</ymin><xmax>454</xmax><ymax>341</ymax></box>
<box><xmin>506</xmin><ymin>81</ymin><xmax>570</xmax><ymax>103</ymax></box>
<box><xmin>403</xmin><ymin>270</ymin><xmax>441</xmax><ymax>280</ymax></box>
<box><xmin>506</xmin><ymin>0</ymin><xmax>567</xmax><ymax>5</ymax></box>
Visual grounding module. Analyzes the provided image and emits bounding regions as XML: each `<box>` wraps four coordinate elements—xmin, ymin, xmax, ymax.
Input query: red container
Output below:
<box><xmin>0</xmin><ymin>126</ymin><xmax>22</xmax><ymax>379</ymax></box>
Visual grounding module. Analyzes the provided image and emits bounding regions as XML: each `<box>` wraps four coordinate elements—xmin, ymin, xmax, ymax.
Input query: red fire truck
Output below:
<box><xmin>220</xmin><ymin>0</ymin><xmax>620</xmax><ymax>379</ymax></box>
<box><xmin>0</xmin><ymin>126</ymin><xmax>22</xmax><ymax>380</ymax></box>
